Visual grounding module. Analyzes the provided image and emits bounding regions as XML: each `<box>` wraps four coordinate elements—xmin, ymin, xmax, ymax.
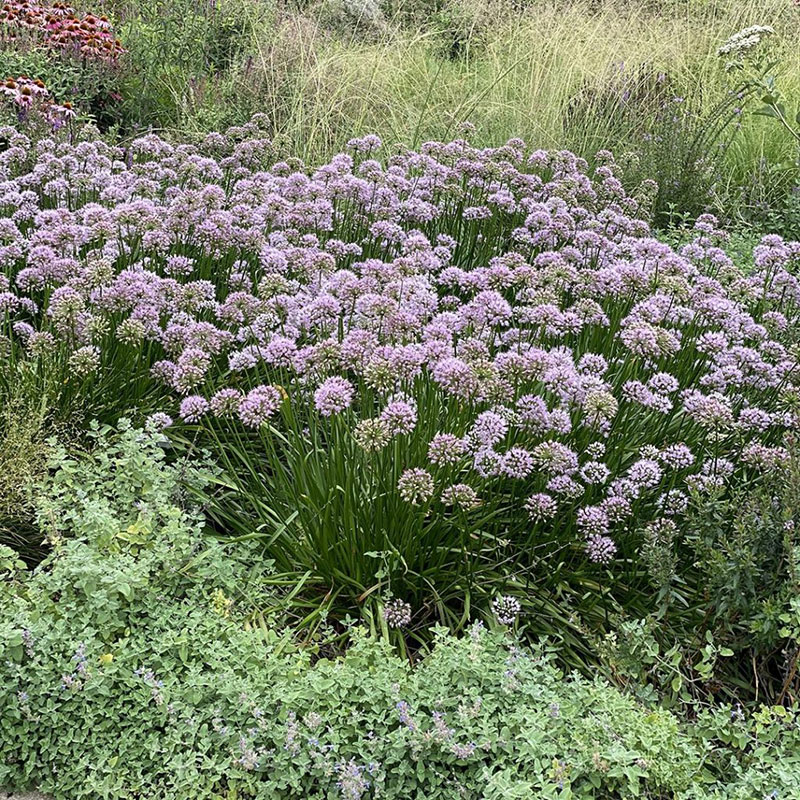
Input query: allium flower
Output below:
<box><xmin>741</xmin><ymin>443</ymin><xmax>789</xmax><ymax>471</ymax></box>
<box><xmin>68</xmin><ymin>345</ymin><xmax>100</xmax><ymax>378</ymax></box>
<box><xmin>577</xmin><ymin>505</ymin><xmax>610</xmax><ymax>536</ymax></box>
<box><xmin>473</xmin><ymin>447</ymin><xmax>503</xmax><ymax>478</ymax></box>
<box><xmin>145</xmin><ymin>412</ymin><xmax>173</xmax><ymax>431</ymax></box>
<box><xmin>383</xmin><ymin>598</ymin><xmax>412</xmax><ymax>629</ymax></box>
<box><xmin>681</xmin><ymin>389</ymin><xmax>734</xmax><ymax>429</ymax></box>
<box><xmin>353</xmin><ymin>418</ymin><xmax>391</xmax><ymax>452</ymax></box>
<box><xmin>492</xmin><ymin>595</ymin><xmax>521</xmax><ymax>625</ymax></box>
<box><xmin>585</xmin><ymin>534</ymin><xmax>617</xmax><ymax>564</ymax></box>
<box><xmin>737</xmin><ymin>406</ymin><xmax>772</xmax><ymax>432</ymax></box>
<box><xmin>26</xmin><ymin>331</ymin><xmax>56</xmax><ymax>358</ymax></box>
<box><xmin>314</xmin><ymin>376</ymin><xmax>354</xmax><ymax>417</ymax></box>
<box><xmin>428</xmin><ymin>433</ymin><xmax>467</xmax><ymax>466</ymax></box>
<box><xmin>658</xmin><ymin>489</ymin><xmax>689</xmax><ymax>516</ymax></box>
<box><xmin>580</xmin><ymin>460</ymin><xmax>610</xmax><ymax>485</ymax></box>
<box><xmin>179</xmin><ymin>395</ymin><xmax>209</xmax><ymax>423</ymax></box>
<box><xmin>238</xmin><ymin>385</ymin><xmax>282</xmax><ymax>428</ymax></box>
<box><xmin>602</xmin><ymin>495</ymin><xmax>632</xmax><ymax>523</ymax></box>
<box><xmin>380</xmin><ymin>395</ymin><xmax>417</xmax><ymax>434</ymax></box>
<box><xmin>585</xmin><ymin>441</ymin><xmax>606</xmax><ymax>460</ymax></box>
<box><xmin>210</xmin><ymin>388</ymin><xmax>242</xmax><ymax>417</ymax></box>
<box><xmin>648</xmin><ymin>372</ymin><xmax>679</xmax><ymax>395</ymax></box>
<box><xmin>116</xmin><ymin>317</ymin><xmax>146</xmax><ymax>346</ymax></box>
<box><xmin>397</xmin><ymin>468</ymin><xmax>434</xmax><ymax>505</ymax></box>
<box><xmin>501</xmin><ymin>447</ymin><xmax>535</xmax><ymax>479</ymax></box>
<box><xmin>471</xmin><ymin>410</ymin><xmax>509</xmax><ymax>446</ymax></box>
<box><xmin>530</xmin><ymin>441</ymin><xmax>578</xmax><ymax>476</ymax></box>
<box><xmin>546</xmin><ymin>474</ymin><xmax>583</xmax><ymax>498</ymax></box>
<box><xmin>577</xmin><ymin>353</ymin><xmax>608</xmax><ymax>375</ymax></box>
<box><xmin>440</xmin><ymin>483</ymin><xmax>480</xmax><ymax>510</ymax></box>
<box><xmin>582</xmin><ymin>389</ymin><xmax>619</xmax><ymax>429</ymax></box>
<box><xmin>627</xmin><ymin>458</ymin><xmax>663</xmax><ymax>489</ymax></box>
<box><xmin>659</xmin><ymin>443</ymin><xmax>695</xmax><ymax>469</ymax></box>
<box><xmin>524</xmin><ymin>493</ymin><xmax>557</xmax><ymax>522</ymax></box>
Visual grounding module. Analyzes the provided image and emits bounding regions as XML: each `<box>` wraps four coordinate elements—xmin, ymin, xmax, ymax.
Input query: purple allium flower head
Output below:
<box><xmin>179</xmin><ymin>394</ymin><xmax>209</xmax><ymax>423</ymax></box>
<box><xmin>238</xmin><ymin>385</ymin><xmax>282</xmax><ymax>427</ymax></box>
<box><xmin>501</xmin><ymin>447</ymin><xmax>535</xmax><ymax>479</ymax></box>
<box><xmin>383</xmin><ymin>598</ymin><xmax>412</xmax><ymax>629</ymax></box>
<box><xmin>210</xmin><ymin>388</ymin><xmax>242</xmax><ymax>417</ymax></box>
<box><xmin>440</xmin><ymin>483</ymin><xmax>480</xmax><ymax>509</ymax></box>
<box><xmin>585</xmin><ymin>534</ymin><xmax>617</xmax><ymax>564</ymax></box>
<box><xmin>627</xmin><ymin>458</ymin><xmax>663</xmax><ymax>489</ymax></box>
<box><xmin>577</xmin><ymin>505</ymin><xmax>610</xmax><ymax>536</ymax></box>
<box><xmin>397</xmin><ymin>468</ymin><xmax>435</xmax><ymax>505</ymax></box>
<box><xmin>314</xmin><ymin>376</ymin><xmax>354</xmax><ymax>417</ymax></box>
<box><xmin>428</xmin><ymin>433</ymin><xmax>467</xmax><ymax>466</ymax></box>
<box><xmin>659</xmin><ymin>443</ymin><xmax>695</xmax><ymax>469</ymax></box>
<box><xmin>580</xmin><ymin>460</ymin><xmax>610</xmax><ymax>485</ymax></box>
<box><xmin>145</xmin><ymin>412</ymin><xmax>173</xmax><ymax>431</ymax></box>
<box><xmin>470</xmin><ymin>410</ymin><xmax>509</xmax><ymax>446</ymax></box>
<box><xmin>525</xmin><ymin>492</ymin><xmax>557</xmax><ymax>522</ymax></box>
<box><xmin>380</xmin><ymin>395</ymin><xmax>417</xmax><ymax>434</ymax></box>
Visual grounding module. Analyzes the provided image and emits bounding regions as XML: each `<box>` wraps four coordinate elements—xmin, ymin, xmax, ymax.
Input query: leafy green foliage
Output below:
<box><xmin>1</xmin><ymin>425</ymin><xmax>799</xmax><ymax>799</ymax></box>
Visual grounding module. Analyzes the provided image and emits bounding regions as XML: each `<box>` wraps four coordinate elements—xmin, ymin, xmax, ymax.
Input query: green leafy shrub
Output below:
<box><xmin>593</xmin><ymin>446</ymin><xmax>800</xmax><ymax>706</ymax></box>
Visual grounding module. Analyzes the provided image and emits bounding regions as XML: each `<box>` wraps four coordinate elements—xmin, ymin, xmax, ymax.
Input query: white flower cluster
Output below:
<box><xmin>717</xmin><ymin>25</ymin><xmax>774</xmax><ymax>59</ymax></box>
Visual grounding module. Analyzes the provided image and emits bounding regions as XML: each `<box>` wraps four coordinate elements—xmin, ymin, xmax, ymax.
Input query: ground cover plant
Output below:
<box><xmin>2</xmin><ymin>427</ymin><xmax>800</xmax><ymax>800</ymax></box>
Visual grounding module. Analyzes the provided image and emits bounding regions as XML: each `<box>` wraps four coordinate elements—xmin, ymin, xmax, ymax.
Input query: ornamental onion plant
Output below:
<box><xmin>1</xmin><ymin>116</ymin><xmax>799</xmax><ymax>650</ymax></box>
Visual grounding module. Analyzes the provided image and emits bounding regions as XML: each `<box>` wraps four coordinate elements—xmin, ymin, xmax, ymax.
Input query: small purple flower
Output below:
<box><xmin>238</xmin><ymin>385</ymin><xmax>282</xmax><ymax>428</ymax></box>
<box><xmin>179</xmin><ymin>395</ymin><xmax>209</xmax><ymax>423</ymax></box>
<box><xmin>585</xmin><ymin>534</ymin><xmax>617</xmax><ymax>564</ymax></box>
<box><xmin>314</xmin><ymin>376</ymin><xmax>354</xmax><ymax>417</ymax></box>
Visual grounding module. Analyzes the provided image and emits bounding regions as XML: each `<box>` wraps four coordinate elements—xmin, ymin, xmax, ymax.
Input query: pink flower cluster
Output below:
<box><xmin>1</xmin><ymin>117</ymin><xmax>798</xmax><ymax>570</ymax></box>
<box><xmin>1</xmin><ymin>1</ymin><xmax>126</xmax><ymax>61</ymax></box>
<box><xmin>0</xmin><ymin>76</ymin><xmax>76</xmax><ymax>127</ymax></box>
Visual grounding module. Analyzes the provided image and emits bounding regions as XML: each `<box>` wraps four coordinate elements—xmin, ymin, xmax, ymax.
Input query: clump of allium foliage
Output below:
<box><xmin>1</xmin><ymin>117</ymin><xmax>800</xmax><ymax>646</ymax></box>
<box><xmin>2</xmin><ymin>426</ymin><xmax>800</xmax><ymax>799</ymax></box>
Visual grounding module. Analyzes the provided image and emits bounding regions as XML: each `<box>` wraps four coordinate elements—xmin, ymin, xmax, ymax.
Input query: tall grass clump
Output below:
<box><xmin>104</xmin><ymin>0</ymin><xmax>799</xmax><ymax>199</ymax></box>
<box><xmin>1</xmin><ymin>119</ymin><xmax>799</xmax><ymax>667</ymax></box>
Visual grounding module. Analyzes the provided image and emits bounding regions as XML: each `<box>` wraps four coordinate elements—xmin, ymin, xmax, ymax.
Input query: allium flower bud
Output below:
<box><xmin>383</xmin><ymin>598</ymin><xmax>412</xmax><ymax>629</ymax></box>
<box><xmin>492</xmin><ymin>595</ymin><xmax>521</xmax><ymax>625</ymax></box>
<box><xmin>397</xmin><ymin>468</ymin><xmax>434</xmax><ymax>505</ymax></box>
<box><xmin>68</xmin><ymin>345</ymin><xmax>100</xmax><ymax>378</ymax></box>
